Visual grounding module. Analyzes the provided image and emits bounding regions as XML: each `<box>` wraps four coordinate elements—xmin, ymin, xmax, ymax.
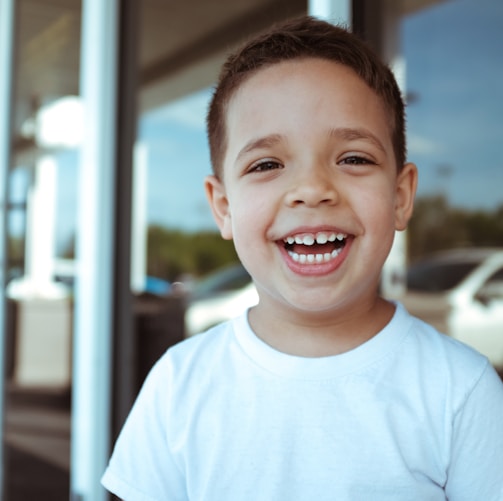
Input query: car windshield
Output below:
<box><xmin>407</xmin><ymin>260</ymin><xmax>479</xmax><ymax>292</ymax></box>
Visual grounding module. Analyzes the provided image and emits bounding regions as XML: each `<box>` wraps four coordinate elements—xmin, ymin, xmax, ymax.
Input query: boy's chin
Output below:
<box><xmin>258</xmin><ymin>292</ymin><xmax>363</xmax><ymax>318</ymax></box>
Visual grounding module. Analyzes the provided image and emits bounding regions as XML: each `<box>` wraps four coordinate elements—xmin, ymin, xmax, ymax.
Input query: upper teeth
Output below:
<box><xmin>284</xmin><ymin>232</ymin><xmax>346</xmax><ymax>246</ymax></box>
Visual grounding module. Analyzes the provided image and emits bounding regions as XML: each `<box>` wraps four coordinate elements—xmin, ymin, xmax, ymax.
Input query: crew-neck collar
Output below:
<box><xmin>232</xmin><ymin>302</ymin><xmax>412</xmax><ymax>381</ymax></box>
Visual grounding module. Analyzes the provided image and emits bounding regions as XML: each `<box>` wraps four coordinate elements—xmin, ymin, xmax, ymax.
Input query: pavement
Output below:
<box><xmin>4</xmin><ymin>387</ymin><xmax>71</xmax><ymax>500</ymax></box>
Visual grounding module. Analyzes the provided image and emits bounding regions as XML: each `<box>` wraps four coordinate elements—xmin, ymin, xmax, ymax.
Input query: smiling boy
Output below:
<box><xmin>103</xmin><ymin>16</ymin><xmax>503</xmax><ymax>501</ymax></box>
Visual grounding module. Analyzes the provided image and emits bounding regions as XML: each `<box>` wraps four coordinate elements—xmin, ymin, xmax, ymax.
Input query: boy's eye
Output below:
<box><xmin>340</xmin><ymin>155</ymin><xmax>375</xmax><ymax>165</ymax></box>
<box><xmin>249</xmin><ymin>160</ymin><xmax>283</xmax><ymax>172</ymax></box>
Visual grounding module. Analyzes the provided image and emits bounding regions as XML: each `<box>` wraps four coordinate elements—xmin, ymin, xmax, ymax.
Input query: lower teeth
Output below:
<box><xmin>288</xmin><ymin>248</ymin><xmax>342</xmax><ymax>264</ymax></box>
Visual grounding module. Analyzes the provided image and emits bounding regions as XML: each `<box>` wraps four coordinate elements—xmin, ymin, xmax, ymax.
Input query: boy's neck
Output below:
<box><xmin>247</xmin><ymin>297</ymin><xmax>395</xmax><ymax>358</ymax></box>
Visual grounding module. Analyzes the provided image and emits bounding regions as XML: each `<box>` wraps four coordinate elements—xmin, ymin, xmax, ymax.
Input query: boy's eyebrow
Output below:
<box><xmin>235</xmin><ymin>128</ymin><xmax>386</xmax><ymax>162</ymax></box>
<box><xmin>329</xmin><ymin>127</ymin><xmax>386</xmax><ymax>153</ymax></box>
<box><xmin>236</xmin><ymin>134</ymin><xmax>284</xmax><ymax>160</ymax></box>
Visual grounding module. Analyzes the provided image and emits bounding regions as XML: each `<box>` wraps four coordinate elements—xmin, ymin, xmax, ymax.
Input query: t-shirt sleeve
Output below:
<box><xmin>101</xmin><ymin>354</ymin><xmax>187</xmax><ymax>501</ymax></box>
<box><xmin>444</xmin><ymin>362</ymin><xmax>503</xmax><ymax>500</ymax></box>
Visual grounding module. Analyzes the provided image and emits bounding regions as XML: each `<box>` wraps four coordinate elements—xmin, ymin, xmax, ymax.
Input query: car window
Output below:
<box><xmin>476</xmin><ymin>267</ymin><xmax>503</xmax><ymax>303</ymax></box>
<box><xmin>407</xmin><ymin>261</ymin><xmax>479</xmax><ymax>292</ymax></box>
<box><xmin>486</xmin><ymin>268</ymin><xmax>503</xmax><ymax>283</ymax></box>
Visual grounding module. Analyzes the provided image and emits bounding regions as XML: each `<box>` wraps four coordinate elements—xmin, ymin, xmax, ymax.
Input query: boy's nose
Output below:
<box><xmin>285</xmin><ymin>166</ymin><xmax>339</xmax><ymax>208</ymax></box>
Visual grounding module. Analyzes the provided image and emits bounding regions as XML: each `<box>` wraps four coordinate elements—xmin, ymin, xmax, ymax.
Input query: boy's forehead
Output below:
<box><xmin>226</xmin><ymin>58</ymin><xmax>392</xmax><ymax>135</ymax></box>
<box><xmin>227</xmin><ymin>57</ymin><xmax>390</xmax><ymax>120</ymax></box>
<box><xmin>219</xmin><ymin>57</ymin><xmax>398</xmax><ymax>175</ymax></box>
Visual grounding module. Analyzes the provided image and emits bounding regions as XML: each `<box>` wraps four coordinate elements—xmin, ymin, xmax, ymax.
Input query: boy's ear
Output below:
<box><xmin>394</xmin><ymin>162</ymin><xmax>418</xmax><ymax>231</ymax></box>
<box><xmin>204</xmin><ymin>175</ymin><xmax>233</xmax><ymax>240</ymax></box>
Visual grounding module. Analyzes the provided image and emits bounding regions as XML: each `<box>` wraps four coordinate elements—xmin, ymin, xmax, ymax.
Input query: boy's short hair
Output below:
<box><xmin>207</xmin><ymin>15</ymin><xmax>407</xmax><ymax>178</ymax></box>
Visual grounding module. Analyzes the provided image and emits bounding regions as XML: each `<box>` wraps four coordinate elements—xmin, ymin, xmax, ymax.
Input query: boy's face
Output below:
<box><xmin>206</xmin><ymin>58</ymin><xmax>417</xmax><ymax>325</ymax></box>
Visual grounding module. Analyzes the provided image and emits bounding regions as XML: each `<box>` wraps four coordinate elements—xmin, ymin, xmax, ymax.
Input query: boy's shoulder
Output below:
<box><xmin>161</xmin><ymin>303</ymin><xmax>491</xmax><ymax>382</ymax></box>
<box><xmin>175</xmin><ymin>317</ymin><xmax>236</xmax><ymax>357</ymax></box>
<box><xmin>150</xmin><ymin>314</ymin><xmax>242</xmax><ymax>380</ymax></box>
<box><xmin>403</xmin><ymin>303</ymin><xmax>488</xmax><ymax>368</ymax></box>
<box><xmin>147</xmin><ymin>303</ymin><xmax>494</xmax><ymax>400</ymax></box>
<box><xmin>397</xmin><ymin>303</ymin><xmax>495</xmax><ymax>398</ymax></box>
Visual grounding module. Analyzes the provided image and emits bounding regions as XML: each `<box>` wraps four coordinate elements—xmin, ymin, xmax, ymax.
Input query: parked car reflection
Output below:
<box><xmin>402</xmin><ymin>247</ymin><xmax>503</xmax><ymax>369</ymax></box>
<box><xmin>185</xmin><ymin>248</ymin><xmax>503</xmax><ymax>370</ymax></box>
<box><xmin>184</xmin><ymin>263</ymin><xmax>258</xmax><ymax>337</ymax></box>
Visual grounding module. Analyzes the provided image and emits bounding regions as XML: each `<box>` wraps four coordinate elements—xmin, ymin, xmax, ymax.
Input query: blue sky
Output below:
<box><xmin>138</xmin><ymin>90</ymin><xmax>215</xmax><ymax>232</ymax></box>
<box><xmin>402</xmin><ymin>0</ymin><xmax>503</xmax><ymax>208</ymax></box>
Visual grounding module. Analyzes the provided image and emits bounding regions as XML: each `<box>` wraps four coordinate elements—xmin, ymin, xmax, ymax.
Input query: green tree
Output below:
<box><xmin>408</xmin><ymin>196</ymin><xmax>503</xmax><ymax>260</ymax></box>
<box><xmin>147</xmin><ymin>226</ymin><xmax>239</xmax><ymax>281</ymax></box>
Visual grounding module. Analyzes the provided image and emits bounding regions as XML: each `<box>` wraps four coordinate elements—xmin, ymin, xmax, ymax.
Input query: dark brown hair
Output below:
<box><xmin>207</xmin><ymin>15</ymin><xmax>407</xmax><ymax>177</ymax></box>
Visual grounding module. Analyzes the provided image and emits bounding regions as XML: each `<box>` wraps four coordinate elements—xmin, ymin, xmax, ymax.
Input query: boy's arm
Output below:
<box><xmin>445</xmin><ymin>363</ymin><xmax>503</xmax><ymax>500</ymax></box>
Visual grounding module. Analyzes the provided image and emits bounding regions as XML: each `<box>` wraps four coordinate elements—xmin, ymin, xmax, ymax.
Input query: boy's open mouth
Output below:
<box><xmin>282</xmin><ymin>231</ymin><xmax>347</xmax><ymax>264</ymax></box>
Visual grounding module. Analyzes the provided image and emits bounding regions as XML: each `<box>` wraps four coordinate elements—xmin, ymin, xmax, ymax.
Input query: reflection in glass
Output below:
<box><xmin>403</xmin><ymin>0</ymin><xmax>503</xmax><ymax>212</ymax></box>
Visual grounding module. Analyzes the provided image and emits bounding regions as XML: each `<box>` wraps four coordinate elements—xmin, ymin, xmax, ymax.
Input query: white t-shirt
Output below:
<box><xmin>102</xmin><ymin>303</ymin><xmax>503</xmax><ymax>501</ymax></box>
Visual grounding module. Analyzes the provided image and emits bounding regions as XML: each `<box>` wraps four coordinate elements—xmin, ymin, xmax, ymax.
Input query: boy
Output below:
<box><xmin>102</xmin><ymin>16</ymin><xmax>503</xmax><ymax>500</ymax></box>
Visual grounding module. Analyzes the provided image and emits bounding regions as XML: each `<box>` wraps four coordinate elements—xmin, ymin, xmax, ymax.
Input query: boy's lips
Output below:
<box><xmin>278</xmin><ymin>229</ymin><xmax>350</xmax><ymax>266</ymax></box>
